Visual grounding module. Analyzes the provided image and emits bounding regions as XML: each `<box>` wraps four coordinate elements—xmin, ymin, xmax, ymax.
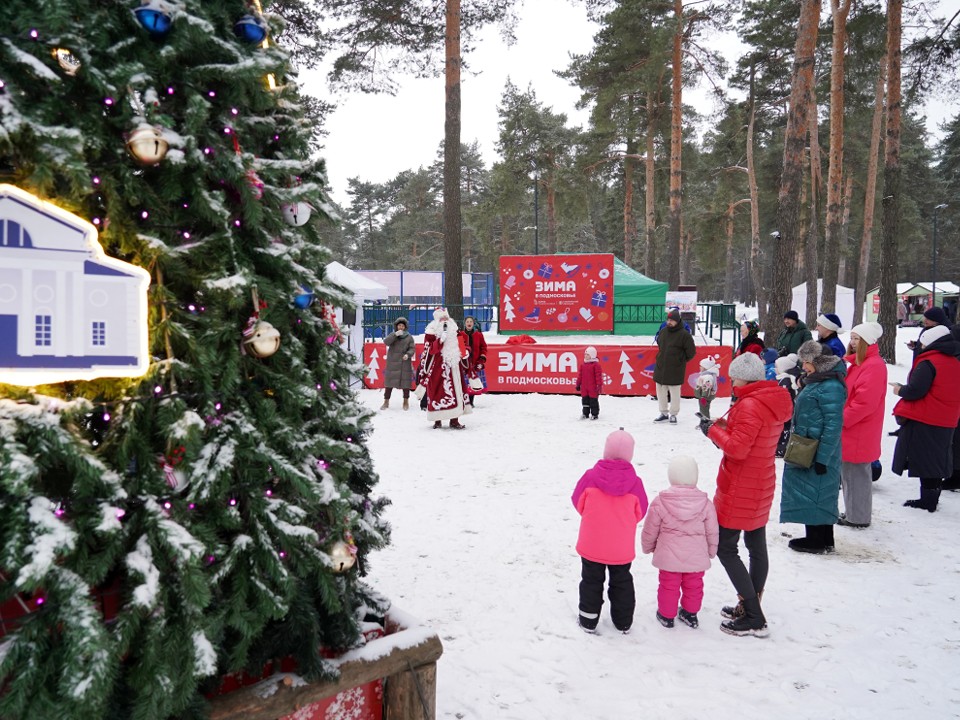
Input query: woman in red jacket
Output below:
<box><xmin>838</xmin><ymin>323</ymin><xmax>887</xmax><ymax>528</ymax></box>
<box><xmin>700</xmin><ymin>353</ymin><xmax>793</xmax><ymax>637</ymax></box>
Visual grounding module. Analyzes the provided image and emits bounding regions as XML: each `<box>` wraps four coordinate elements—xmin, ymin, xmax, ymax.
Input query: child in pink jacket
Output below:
<box><xmin>641</xmin><ymin>455</ymin><xmax>719</xmax><ymax>629</ymax></box>
<box><xmin>571</xmin><ymin>428</ymin><xmax>649</xmax><ymax>634</ymax></box>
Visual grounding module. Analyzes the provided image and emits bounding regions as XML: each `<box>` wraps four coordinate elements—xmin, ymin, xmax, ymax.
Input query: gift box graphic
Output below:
<box><xmin>591</xmin><ymin>290</ymin><xmax>608</xmax><ymax>308</ymax></box>
<box><xmin>538</xmin><ymin>263</ymin><xmax>553</xmax><ymax>278</ymax></box>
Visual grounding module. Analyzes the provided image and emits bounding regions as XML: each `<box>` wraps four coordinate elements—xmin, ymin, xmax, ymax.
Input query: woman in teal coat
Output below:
<box><xmin>780</xmin><ymin>340</ymin><xmax>847</xmax><ymax>554</ymax></box>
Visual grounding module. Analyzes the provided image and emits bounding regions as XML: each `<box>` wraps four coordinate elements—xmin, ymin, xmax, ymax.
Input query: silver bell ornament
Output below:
<box><xmin>329</xmin><ymin>540</ymin><xmax>357</xmax><ymax>573</ymax></box>
<box><xmin>242</xmin><ymin>319</ymin><xmax>281</xmax><ymax>358</ymax></box>
<box><xmin>52</xmin><ymin>48</ymin><xmax>81</xmax><ymax>76</ymax></box>
<box><xmin>126</xmin><ymin>125</ymin><xmax>169</xmax><ymax>165</ymax></box>
<box><xmin>280</xmin><ymin>201</ymin><xmax>312</xmax><ymax>226</ymax></box>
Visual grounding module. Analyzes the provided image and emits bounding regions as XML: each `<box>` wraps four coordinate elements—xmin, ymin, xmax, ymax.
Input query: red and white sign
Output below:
<box><xmin>499</xmin><ymin>254</ymin><xmax>615</xmax><ymax>332</ymax></box>
<box><xmin>363</xmin><ymin>343</ymin><xmax>733</xmax><ymax>398</ymax></box>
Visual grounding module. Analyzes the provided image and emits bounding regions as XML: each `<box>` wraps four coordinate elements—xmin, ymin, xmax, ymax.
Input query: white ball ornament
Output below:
<box><xmin>126</xmin><ymin>125</ymin><xmax>169</xmax><ymax>165</ymax></box>
<box><xmin>281</xmin><ymin>201</ymin><xmax>312</xmax><ymax>226</ymax></box>
<box><xmin>329</xmin><ymin>541</ymin><xmax>357</xmax><ymax>573</ymax></box>
<box><xmin>242</xmin><ymin>320</ymin><xmax>281</xmax><ymax>358</ymax></box>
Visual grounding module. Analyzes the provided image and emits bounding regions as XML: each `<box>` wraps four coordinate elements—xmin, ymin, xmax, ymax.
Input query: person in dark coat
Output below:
<box><xmin>381</xmin><ymin>316</ymin><xmax>416</xmax><ymax>410</ymax></box>
<box><xmin>780</xmin><ymin>341</ymin><xmax>847</xmax><ymax>554</ymax></box>
<box><xmin>891</xmin><ymin>325</ymin><xmax>960</xmax><ymax>511</ymax></box>
<box><xmin>815</xmin><ymin>313</ymin><xmax>846</xmax><ymax>358</ymax></box>
<box><xmin>776</xmin><ymin>311</ymin><xmax>813</xmax><ymax>356</ymax></box>
<box><xmin>735</xmin><ymin>320</ymin><xmax>765</xmax><ymax>358</ymax></box>
<box><xmin>906</xmin><ymin>306</ymin><xmax>950</xmax><ymax>356</ymax></box>
<box><xmin>653</xmin><ymin>308</ymin><xmax>696</xmax><ymax>424</ymax></box>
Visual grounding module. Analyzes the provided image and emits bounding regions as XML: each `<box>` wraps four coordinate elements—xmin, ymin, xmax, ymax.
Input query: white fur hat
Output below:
<box><xmin>699</xmin><ymin>357</ymin><xmax>719</xmax><ymax>371</ymax></box>
<box><xmin>668</xmin><ymin>455</ymin><xmax>699</xmax><ymax>487</ymax></box>
<box><xmin>850</xmin><ymin>322</ymin><xmax>883</xmax><ymax>345</ymax></box>
<box><xmin>728</xmin><ymin>352</ymin><xmax>766</xmax><ymax>382</ymax></box>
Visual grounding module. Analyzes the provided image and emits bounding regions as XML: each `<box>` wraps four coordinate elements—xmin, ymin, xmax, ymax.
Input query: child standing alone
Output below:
<box><xmin>571</xmin><ymin>428</ymin><xmax>649</xmax><ymax>633</ymax></box>
<box><xmin>576</xmin><ymin>346</ymin><xmax>603</xmax><ymax>420</ymax></box>
<box><xmin>694</xmin><ymin>357</ymin><xmax>720</xmax><ymax>419</ymax></box>
<box><xmin>640</xmin><ymin>455</ymin><xmax>719</xmax><ymax>629</ymax></box>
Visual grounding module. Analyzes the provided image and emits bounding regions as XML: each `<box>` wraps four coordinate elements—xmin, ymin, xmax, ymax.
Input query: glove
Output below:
<box><xmin>699</xmin><ymin>419</ymin><xmax>713</xmax><ymax>437</ymax></box>
<box><xmin>814</xmin><ymin>462</ymin><xmax>827</xmax><ymax>475</ymax></box>
<box><xmin>476</xmin><ymin>361</ymin><xmax>484</xmax><ymax>371</ymax></box>
<box><xmin>402</xmin><ymin>354</ymin><xmax>409</xmax><ymax>361</ymax></box>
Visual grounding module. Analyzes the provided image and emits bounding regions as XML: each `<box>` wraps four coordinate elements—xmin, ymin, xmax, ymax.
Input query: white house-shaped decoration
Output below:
<box><xmin>0</xmin><ymin>184</ymin><xmax>150</xmax><ymax>386</ymax></box>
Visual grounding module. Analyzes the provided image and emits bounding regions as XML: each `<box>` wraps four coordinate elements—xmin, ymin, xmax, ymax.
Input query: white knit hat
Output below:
<box><xmin>584</xmin><ymin>346</ymin><xmax>597</xmax><ymax>360</ymax></box>
<box><xmin>728</xmin><ymin>352</ymin><xmax>766</xmax><ymax>382</ymax></box>
<box><xmin>775</xmin><ymin>354</ymin><xmax>799</xmax><ymax>375</ymax></box>
<box><xmin>699</xmin><ymin>357</ymin><xmax>719</xmax><ymax>371</ymax></box>
<box><xmin>668</xmin><ymin>455</ymin><xmax>699</xmax><ymax>487</ymax></box>
<box><xmin>920</xmin><ymin>325</ymin><xmax>951</xmax><ymax>347</ymax></box>
<box><xmin>850</xmin><ymin>322</ymin><xmax>883</xmax><ymax>345</ymax></box>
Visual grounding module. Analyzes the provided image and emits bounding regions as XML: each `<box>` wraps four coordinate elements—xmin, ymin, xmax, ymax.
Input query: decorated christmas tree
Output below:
<box><xmin>0</xmin><ymin>2</ymin><xmax>390</xmax><ymax>718</ymax></box>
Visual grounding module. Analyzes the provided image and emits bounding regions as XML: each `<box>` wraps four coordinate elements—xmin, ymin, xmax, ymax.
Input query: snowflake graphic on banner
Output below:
<box><xmin>324</xmin><ymin>686</ymin><xmax>368</xmax><ymax>719</ymax></box>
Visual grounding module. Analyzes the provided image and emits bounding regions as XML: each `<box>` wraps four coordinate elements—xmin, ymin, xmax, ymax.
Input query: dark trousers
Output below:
<box><xmin>716</xmin><ymin>526</ymin><xmax>768</xmax><ymax>601</ymax></box>
<box><xmin>383</xmin><ymin>387</ymin><xmax>410</xmax><ymax>400</ymax></box>
<box><xmin>581</xmin><ymin>396</ymin><xmax>600</xmax><ymax>418</ymax></box>
<box><xmin>578</xmin><ymin>558</ymin><xmax>634</xmax><ymax>631</ymax></box>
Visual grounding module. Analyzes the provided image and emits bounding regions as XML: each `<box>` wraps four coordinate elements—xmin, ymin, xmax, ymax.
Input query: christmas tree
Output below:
<box><xmin>0</xmin><ymin>2</ymin><xmax>390</xmax><ymax>718</ymax></box>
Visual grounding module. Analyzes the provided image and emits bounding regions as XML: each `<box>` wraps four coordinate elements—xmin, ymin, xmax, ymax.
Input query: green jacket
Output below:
<box><xmin>653</xmin><ymin>324</ymin><xmax>696</xmax><ymax>386</ymax></box>
<box><xmin>776</xmin><ymin>320</ymin><xmax>813</xmax><ymax>356</ymax></box>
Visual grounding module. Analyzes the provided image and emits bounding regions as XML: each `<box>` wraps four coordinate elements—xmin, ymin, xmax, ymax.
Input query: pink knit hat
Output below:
<box><xmin>603</xmin><ymin>428</ymin><xmax>635</xmax><ymax>462</ymax></box>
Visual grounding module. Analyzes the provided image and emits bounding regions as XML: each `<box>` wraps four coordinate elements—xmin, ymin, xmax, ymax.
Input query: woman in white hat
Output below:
<box><xmin>838</xmin><ymin>322</ymin><xmax>887</xmax><ymax>527</ymax></box>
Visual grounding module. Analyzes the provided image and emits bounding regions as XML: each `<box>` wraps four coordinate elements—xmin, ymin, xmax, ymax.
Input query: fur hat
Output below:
<box><xmin>784</xmin><ymin>310</ymin><xmax>800</xmax><ymax>322</ymax></box>
<box><xmin>762</xmin><ymin>347</ymin><xmax>779</xmax><ymax>365</ymax></box>
<box><xmin>923</xmin><ymin>307</ymin><xmax>949</xmax><ymax>326</ymax></box>
<box><xmin>604</xmin><ymin>428</ymin><xmax>635</xmax><ymax>462</ymax></box>
<box><xmin>775</xmin><ymin>354</ymin><xmax>799</xmax><ymax>375</ymax></box>
<box><xmin>584</xmin><ymin>346</ymin><xmax>598</xmax><ymax>361</ymax></box>
<box><xmin>667</xmin><ymin>308</ymin><xmax>682</xmax><ymax>322</ymax></box>
<box><xmin>850</xmin><ymin>322</ymin><xmax>882</xmax><ymax>345</ymax></box>
<box><xmin>797</xmin><ymin>339</ymin><xmax>824</xmax><ymax>364</ymax></box>
<box><xmin>728</xmin><ymin>352</ymin><xmax>766</xmax><ymax>382</ymax></box>
<box><xmin>394</xmin><ymin>316</ymin><xmax>409</xmax><ymax>329</ymax></box>
<box><xmin>668</xmin><ymin>455</ymin><xmax>699</xmax><ymax>487</ymax></box>
<box><xmin>798</xmin><ymin>339</ymin><xmax>842</xmax><ymax>374</ymax></box>
<box><xmin>816</xmin><ymin>313</ymin><xmax>842</xmax><ymax>333</ymax></box>
<box><xmin>699</xmin><ymin>357</ymin><xmax>719</xmax><ymax>372</ymax></box>
<box><xmin>920</xmin><ymin>325</ymin><xmax>951</xmax><ymax>347</ymax></box>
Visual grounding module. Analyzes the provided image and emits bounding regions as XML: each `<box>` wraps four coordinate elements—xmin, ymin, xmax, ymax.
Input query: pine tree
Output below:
<box><xmin>0</xmin><ymin>2</ymin><xmax>390</xmax><ymax>719</ymax></box>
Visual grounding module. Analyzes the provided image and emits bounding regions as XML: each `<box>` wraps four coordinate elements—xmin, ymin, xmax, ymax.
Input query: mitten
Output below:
<box><xmin>699</xmin><ymin>419</ymin><xmax>713</xmax><ymax>437</ymax></box>
<box><xmin>814</xmin><ymin>462</ymin><xmax>827</xmax><ymax>475</ymax></box>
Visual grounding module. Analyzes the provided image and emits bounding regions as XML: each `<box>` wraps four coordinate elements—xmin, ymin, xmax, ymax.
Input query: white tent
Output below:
<box><xmin>791</xmin><ymin>280</ymin><xmax>855</xmax><ymax>333</ymax></box>
<box><xmin>324</xmin><ymin>261</ymin><xmax>388</xmax><ymax>359</ymax></box>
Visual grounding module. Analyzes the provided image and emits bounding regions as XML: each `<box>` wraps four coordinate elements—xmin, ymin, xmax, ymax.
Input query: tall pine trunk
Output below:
<box><xmin>837</xmin><ymin>174</ymin><xmax>854</xmax><ymax>284</ymax></box>
<box><xmin>668</xmin><ymin>0</ymin><xmax>683</xmax><ymax>288</ymax></box>
<box><xmin>747</xmin><ymin>71</ymin><xmax>766</xmax><ymax>323</ymax></box>
<box><xmin>624</xmin><ymin>135</ymin><xmax>637</xmax><ymax>267</ymax></box>
<box><xmin>443</xmin><ymin>0</ymin><xmax>463</xmax><ymax>321</ymax></box>
<box><xmin>769</xmin><ymin>0</ymin><xmax>820</xmax><ymax>341</ymax></box>
<box><xmin>645</xmin><ymin>92</ymin><xmax>658</xmax><ymax>276</ymax></box>
<box><xmin>853</xmin><ymin>56</ymin><xmax>887</xmax><ymax>325</ymax></box>
<box><xmin>806</xmin><ymin>92</ymin><xmax>822</xmax><ymax>325</ymax></box>
<box><xmin>822</xmin><ymin>0</ymin><xmax>851</xmax><ymax>312</ymax></box>
<box><xmin>879</xmin><ymin>0</ymin><xmax>902</xmax><ymax>363</ymax></box>
<box><xmin>546</xmin><ymin>169</ymin><xmax>558</xmax><ymax>254</ymax></box>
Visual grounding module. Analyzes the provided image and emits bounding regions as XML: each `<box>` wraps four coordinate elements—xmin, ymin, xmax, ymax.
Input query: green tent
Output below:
<box><xmin>612</xmin><ymin>258</ymin><xmax>669</xmax><ymax>335</ymax></box>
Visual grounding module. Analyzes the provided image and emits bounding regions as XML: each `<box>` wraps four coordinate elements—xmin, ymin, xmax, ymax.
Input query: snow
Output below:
<box><xmin>126</xmin><ymin>535</ymin><xmax>161</xmax><ymax>609</ymax></box>
<box><xmin>192</xmin><ymin>631</ymin><xmax>218</xmax><ymax>677</ymax></box>
<box><xmin>17</xmin><ymin>497</ymin><xmax>78</xmax><ymax>586</ymax></box>
<box><xmin>362</xmin><ymin>325</ymin><xmax>960</xmax><ymax>719</ymax></box>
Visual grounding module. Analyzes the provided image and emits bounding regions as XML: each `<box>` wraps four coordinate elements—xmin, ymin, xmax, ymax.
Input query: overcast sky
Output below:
<box><xmin>299</xmin><ymin>0</ymin><xmax>960</xmax><ymax>207</ymax></box>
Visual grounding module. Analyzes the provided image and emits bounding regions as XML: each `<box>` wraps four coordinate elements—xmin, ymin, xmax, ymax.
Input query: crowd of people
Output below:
<box><xmin>567</xmin><ymin>305</ymin><xmax>960</xmax><ymax>639</ymax></box>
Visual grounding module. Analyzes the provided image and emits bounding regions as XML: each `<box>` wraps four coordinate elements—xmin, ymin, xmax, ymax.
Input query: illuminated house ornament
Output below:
<box><xmin>0</xmin><ymin>185</ymin><xmax>150</xmax><ymax>386</ymax></box>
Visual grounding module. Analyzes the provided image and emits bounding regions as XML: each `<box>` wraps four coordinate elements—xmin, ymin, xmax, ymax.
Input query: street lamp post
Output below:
<box><xmin>932</xmin><ymin>204</ymin><xmax>947</xmax><ymax>303</ymax></box>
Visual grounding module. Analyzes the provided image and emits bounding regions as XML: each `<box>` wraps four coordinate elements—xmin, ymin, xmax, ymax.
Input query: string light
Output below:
<box><xmin>29</xmin><ymin>29</ymin><xmax>39</xmax><ymax>39</ymax></box>
<box><xmin>228</xmin><ymin>498</ymin><xmax>237</xmax><ymax>506</ymax></box>
<box><xmin>103</xmin><ymin>97</ymin><xmax>114</xmax><ymax>106</ymax></box>
<box><xmin>92</xmin><ymin>176</ymin><xmax>101</xmax><ymax>185</ymax></box>
<box><xmin>102</xmin><ymin>412</ymin><xmax>111</xmax><ymax>422</ymax></box>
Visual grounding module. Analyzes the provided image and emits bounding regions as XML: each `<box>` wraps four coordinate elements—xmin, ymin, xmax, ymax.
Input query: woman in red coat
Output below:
<box><xmin>839</xmin><ymin>323</ymin><xmax>887</xmax><ymax>528</ymax></box>
<box><xmin>701</xmin><ymin>353</ymin><xmax>793</xmax><ymax>637</ymax></box>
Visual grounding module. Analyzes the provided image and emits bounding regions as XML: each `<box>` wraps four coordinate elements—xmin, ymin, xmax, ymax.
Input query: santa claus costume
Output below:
<box><xmin>417</xmin><ymin>308</ymin><xmax>472</xmax><ymax>429</ymax></box>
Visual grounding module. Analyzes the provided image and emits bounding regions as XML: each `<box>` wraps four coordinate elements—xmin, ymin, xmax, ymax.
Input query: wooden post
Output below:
<box><xmin>384</xmin><ymin>660</ymin><xmax>438</xmax><ymax>720</ymax></box>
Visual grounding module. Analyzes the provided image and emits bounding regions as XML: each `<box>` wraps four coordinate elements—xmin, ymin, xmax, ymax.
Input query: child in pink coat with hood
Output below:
<box><xmin>571</xmin><ymin>428</ymin><xmax>649</xmax><ymax>634</ymax></box>
<box><xmin>641</xmin><ymin>455</ymin><xmax>719</xmax><ymax>629</ymax></box>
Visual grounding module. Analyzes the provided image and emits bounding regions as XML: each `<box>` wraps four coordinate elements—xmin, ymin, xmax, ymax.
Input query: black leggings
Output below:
<box><xmin>716</xmin><ymin>525</ymin><xmax>768</xmax><ymax>601</ymax></box>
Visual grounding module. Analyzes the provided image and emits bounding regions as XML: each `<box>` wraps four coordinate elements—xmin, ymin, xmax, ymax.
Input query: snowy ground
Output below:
<box><xmin>362</xmin><ymin>325</ymin><xmax>960</xmax><ymax>720</ymax></box>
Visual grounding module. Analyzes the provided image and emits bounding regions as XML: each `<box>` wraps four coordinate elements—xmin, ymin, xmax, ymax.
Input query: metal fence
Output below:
<box><xmin>363</xmin><ymin>304</ymin><xmax>497</xmax><ymax>339</ymax></box>
<box><xmin>612</xmin><ymin>304</ymin><xmax>667</xmax><ymax>324</ymax></box>
<box><xmin>696</xmin><ymin>303</ymin><xmax>739</xmax><ymax>347</ymax></box>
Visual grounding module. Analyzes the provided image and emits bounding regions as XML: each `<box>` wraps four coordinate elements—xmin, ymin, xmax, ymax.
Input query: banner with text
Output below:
<box><xmin>363</xmin><ymin>343</ymin><xmax>732</xmax><ymax>398</ymax></box>
<box><xmin>499</xmin><ymin>254</ymin><xmax>615</xmax><ymax>332</ymax></box>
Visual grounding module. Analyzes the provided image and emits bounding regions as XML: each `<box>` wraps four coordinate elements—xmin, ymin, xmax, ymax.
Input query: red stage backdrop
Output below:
<box><xmin>363</xmin><ymin>343</ymin><xmax>733</xmax><ymax>398</ymax></box>
<box><xmin>499</xmin><ymin>254</ymin><xmax>615</xmax><ymax>332</ymax></box>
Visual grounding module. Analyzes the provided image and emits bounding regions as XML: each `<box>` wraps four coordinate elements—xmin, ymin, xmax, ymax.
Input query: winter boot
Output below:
<box><xmin>904</xmin><ymin>480</ymin><xmax>942</xmax><ymax>512</ymax></box>
<box><xmin>578</xmin><ymin>611</ymin><xmax>599</xmax><ymax>634</ymax></box>
<box><xmin>449</xmin><ymin>419</ymin><xmax>466</xmax><ymax>430</ymax></box>
<box><xmin>380</xmin><ymin>398</ymin><xmax>389</xmax><ymax>410</ymax></box>
<box><xmin>656</xmin><ymin>611</ymin><xmax>674</xmax><ymax>628</ymax></box>
<box><xmin>721</xmin><ymin>595</ymin><xmax>745</xmax><ymax>620</ymax></box>
<box><xmin>720</xmin><ymin>595</ymin><xmax>768</xmax><ymax>638</ymax></box>
<box><xmin>402</xmin><ymin>398</ymin><xmax>410</xmax><ymax>410</ymax></box>
<box><xmin>678</xmin><ymin>608</ymin><xmax>699</xmax><ymax>629</ymax></box>
<box><xmin>433</xmin><ymin>421</ymin><xmax>442</xmax><ymax>429</ymax></box>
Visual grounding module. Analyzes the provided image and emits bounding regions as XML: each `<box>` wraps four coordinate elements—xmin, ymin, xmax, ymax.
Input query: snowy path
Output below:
<box><xmin>363</xmin><ymin>329</ymin><xmax>960</xmax><ymax>720</ymax></box>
